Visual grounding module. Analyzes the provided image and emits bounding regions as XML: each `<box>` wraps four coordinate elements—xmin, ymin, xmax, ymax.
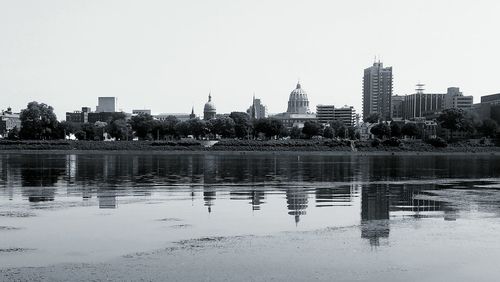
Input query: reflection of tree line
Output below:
<box><xmin>0</xmin><ymin>154</ymin><xmax>498</xmax><ymax>225</ymax></box>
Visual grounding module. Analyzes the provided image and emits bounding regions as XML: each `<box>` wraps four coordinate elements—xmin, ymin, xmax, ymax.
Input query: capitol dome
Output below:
<box><xmin>203</xmin><ymin>93</ymin><xmax>216</xmax><ymax>120</ymax></box>
<box><xmin>287</xmin><ymin>82</ymin><xmax>310</xmax><ymax>114</ymax></box>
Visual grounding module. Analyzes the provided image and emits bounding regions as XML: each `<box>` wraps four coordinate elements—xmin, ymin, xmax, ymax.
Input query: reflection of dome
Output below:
<box><xmin>203</xmin><ymin>93</ymin><xmax>216</xmax><ymax>120</ymax></box>
<box><xmin>287</xmin><ymin>82</ymin><xmax>310</xmax><ymax>114</ymax></box>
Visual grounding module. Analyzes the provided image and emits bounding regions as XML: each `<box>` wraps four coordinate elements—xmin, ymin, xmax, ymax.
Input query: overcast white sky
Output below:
<box><xmin>1</xmin><ymin>0</ymin><xmax>500</xmax><ymax>119</ymax></box>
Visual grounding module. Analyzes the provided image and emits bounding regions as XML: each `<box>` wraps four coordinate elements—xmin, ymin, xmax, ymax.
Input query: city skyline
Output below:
<box><xmin>2</xmin><ymin>1</ymin><xmax>500</xmax><ymax>119</ymax></box>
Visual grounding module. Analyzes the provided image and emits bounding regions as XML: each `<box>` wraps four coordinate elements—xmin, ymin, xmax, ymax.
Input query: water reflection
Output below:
<box><xmin>0</xmin><ymin>153</ymin><xmax>499</xmax><ymax>229</ymax></box>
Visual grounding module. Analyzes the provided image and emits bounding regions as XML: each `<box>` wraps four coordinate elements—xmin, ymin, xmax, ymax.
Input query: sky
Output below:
<box><xmin>1</xmin><ymin>0</ymin><xmax>500</xmax><ymax>120</ymax></box>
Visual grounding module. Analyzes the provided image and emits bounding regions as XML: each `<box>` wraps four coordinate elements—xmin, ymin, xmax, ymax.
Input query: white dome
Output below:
<box><xmin>287</xmin><ymin>82</ymin><xmax>310</xmax><ymax>114</ymax></box>
<box><xmin>204</xmin><ymin>94</ymin><xmax>216</xmax><ymax>113</ymax></box>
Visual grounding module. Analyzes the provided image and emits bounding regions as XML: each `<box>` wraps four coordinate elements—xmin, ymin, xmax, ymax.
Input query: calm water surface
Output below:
<box><xmin>1</xmin><ymin>152</ymin><xmax>500</xmax><ymax>269</ymax></box>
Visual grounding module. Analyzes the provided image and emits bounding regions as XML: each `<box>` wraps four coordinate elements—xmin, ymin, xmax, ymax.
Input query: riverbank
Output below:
<box><xmin>0</xmin><ymin>139</ymin><xmax>499</xmax><ymax>153</ymax></box>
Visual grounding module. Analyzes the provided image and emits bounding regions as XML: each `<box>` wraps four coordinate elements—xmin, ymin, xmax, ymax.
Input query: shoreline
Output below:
<box><xmin>0</xmin><ymin>149</ymin><xmax>499</xmax><ymax>156</ymax></box>
<box><xmin>1</xmin><ymin>139</ymin><xmax>499</xmax><ymax>156</ymax></box>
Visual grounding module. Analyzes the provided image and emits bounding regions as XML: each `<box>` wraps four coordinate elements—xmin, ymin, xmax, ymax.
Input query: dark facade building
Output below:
<box><xmin>363</xmin><ymin>61</ymin><xmax>393</xmax><ymax>121</ymax></box>
<box><xmin>391</xmin><ymin>95</ymin><xmax>405</xmax><ymax>120</ymax></box>
<box><xmin>481</xmin><ymin>93</ymin><xmax>500</xmax><ymax>104</ymax></box>
<box><xmin>66</xmin><ymin>107</ymin><xmax>91</xmax><ymax>124</ymax></box>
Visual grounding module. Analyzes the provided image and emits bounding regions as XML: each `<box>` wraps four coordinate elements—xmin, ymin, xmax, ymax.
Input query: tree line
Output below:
<box><xmin>7</xmin><ymin>101</ymin><xmax>357</xmax><ymax>141</ymax></box>
<box><xmin>367</xmin><ymin>108</ymin><xmax>499</xmax><ymax>141</ymax></box>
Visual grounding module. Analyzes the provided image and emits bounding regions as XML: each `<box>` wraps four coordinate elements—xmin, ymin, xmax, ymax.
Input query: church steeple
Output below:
<box><xmin>189</xmin><ymin>106</ymin><xmax>196</xmax><ymax>119</ymax></box>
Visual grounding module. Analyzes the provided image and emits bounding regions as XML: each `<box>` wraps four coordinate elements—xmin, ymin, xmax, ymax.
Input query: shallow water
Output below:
<box><xmin>1</xmin><ymin>152</ymin><xmax>500</xmax><ymax>275</ymax></box>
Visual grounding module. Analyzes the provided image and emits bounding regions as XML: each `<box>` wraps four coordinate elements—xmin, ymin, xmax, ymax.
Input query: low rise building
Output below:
<box><xmin>316</xmin><ymin>105</ymin><xmax>335</xmax><ymax>123</ymax></box>
<box><xmin>334</xmin><ymin>106</ymin><xmax>356</xmax><ymax>127</ymax></box>
<box><xmin>0</xmin><ymin>108</ymin><xmax>21</xmax><ymax>136</ymax></box>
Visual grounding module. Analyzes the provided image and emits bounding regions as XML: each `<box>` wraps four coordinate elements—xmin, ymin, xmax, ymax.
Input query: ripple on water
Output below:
<box><xmin>0</xmin><ymin>211</ymin><xmax>36</xmax><ymax>218</ymax></box>
<box><xmin>0</xmin><ymin>226</ymin><xmax>22</xmax><ymax>231</ymax></box>
<box><xmin>0</xmin><ymin>248</ymin><xmax>35</xmax><ymax>254</ymax></box>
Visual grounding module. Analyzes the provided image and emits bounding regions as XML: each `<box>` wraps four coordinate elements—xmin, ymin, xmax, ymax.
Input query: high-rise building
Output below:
<box><xmin>96</xmin><ymin>97</ymin><xmax>116</xmax><ymax>113</ymax></box>
<box><xmin>247</xmin><ymin>96</ymin><xmax>268</xmax><ymax>119</ymax></box>
<box><xmin>363</xmin><ymin>61</ymin><xmax>393</xmax><ymax>120</ymax></box>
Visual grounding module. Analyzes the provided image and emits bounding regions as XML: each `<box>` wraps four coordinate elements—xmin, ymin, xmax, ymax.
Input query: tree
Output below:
<box><xmin>19</xmin><ymin>101</ymin><xmax>58</xmax><ymax>140</ymax></box>
<box><xmin>53</xmin><ymin>121</ymin><xmax>76</xmax><ymax>140</ymax></box>
<box><xmin>174</xmin><ymin>121</ymin><xmax>190</xmax><ymax>138</ymax></box>
<box><xmin>186</xmin><ymin>118</ymin><xmax>208</xmax><ymax>139</ymax></box>
<box><xmin>210</xmin><ymin>117</ymin><xmax>236</xmax><ymax>138</ymax></box>
<box><xmin>129</xmin><ymin>114</ymin><xmax>155</xmax><ymax>140</ymax></box>
<box><xmin>364</xmin><ymin>113</ymin><xmax>380</xmax><ymax>123</ymax></box>
<box><xmin>370</xmin><ymin>123</ymin><xmax>391</xmax><ymax>139</ymax></box>
<box><xmin>253</xmin><ymin>118</ymin><xmax>283</xmax><ymax>139</ymax></box>
<box><xmin>480</xmin><ymin>119</ymin><xmax>499</xmax><ymax>138</ymax></box>
<box><xmin>302</xmin><ymin>121</ymin><xmax>322</xmax><ymax>138</ymax></box>
<box><xmin>107</xmin><ymin>119</ymin><xmax>131</xmax><ymax>140</ymax></box>
<box><xmin>437</xmin><ymin>108</ymin><xmax>468</xmax><ymax>141</ymax></box>
<box><xmin>390</xmin><ymin>123</ymin><xmax>402</xmax><ymax>138</ymax></box>
<box><xmin>229</xmin><ymin>112</ymin><xmax>252</xmax><ymax>139</ymax></box>
<box><xmin>6</xmin><ymin>127</ymin><xmax>20</xmax><ymax>140</ymax></box>
<box><xmin>347</xmin><ymin>126</ymin><xmax>357</xmax><ymax>139</ymax></box>
<box><xmin>290</xmin><ymin>126</ymin><xmax>302</xmax><ymax>139</ymax></box>
<box><xmin>401</xmin><ymin>123</ymin><xmax>420</xmax><ymax>138</ymax></box>
<box><xmin>323</xmin><ymin>126</ymin><xmax>334</xmax><ymax>139</ymax></box>
<box><xmin>78</xmin><ymin>123</ymin><xmax>96</xmax><ymax>140</ymax></box>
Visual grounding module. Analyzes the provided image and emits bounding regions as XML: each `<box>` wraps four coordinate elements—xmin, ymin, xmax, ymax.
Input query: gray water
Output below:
<box><xmin>1</xmin><ymin>152</ymin><xmax>500</xmax><ymax>280</ymax></box>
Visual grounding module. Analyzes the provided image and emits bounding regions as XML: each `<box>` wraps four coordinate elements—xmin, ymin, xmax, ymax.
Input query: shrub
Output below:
<box><xmin>382</xmin><ymin>137</ymin><xmax>401</xmax><ymax>147</ymax></box>
<box><xmin>371</xmin><ymin>138</ymin><xmax>381</xmax><ymax>147</ymax></box>
<box><xmin>426</xmin><ymin>137</ymin><xmax>448</xmax><ymax>147</ymax></box>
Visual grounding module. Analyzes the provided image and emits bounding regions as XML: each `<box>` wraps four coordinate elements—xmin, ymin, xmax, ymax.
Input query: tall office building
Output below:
<box><xmin>247</xmin><ymin>96</ymin><xmax>268</xmax><ymax>119</ymax></box>
<box><xmin>96</xmin><ymin>97</ymin><xmax>117</xmax><ymax>113</ymax></box>
<box><xmin>363</xmin><ymin>61</ymin><xmax>393</xmax><ymax>121</ymax></box>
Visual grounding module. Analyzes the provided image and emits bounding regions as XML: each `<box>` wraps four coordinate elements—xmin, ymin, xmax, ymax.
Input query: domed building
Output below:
<box><xmin>287</xmin><ymin>82</ymin><xmax>310</xmax><ymax>114</ymax></box>
<box><xmin>203</xmin><ymin>93</ymin><xmax>216</xmax><ymax>120</ymax></box>
<box><xmin>272</xmin><ymin>82</ymin><xmax>316</xmax><ymax>128</ymax></box>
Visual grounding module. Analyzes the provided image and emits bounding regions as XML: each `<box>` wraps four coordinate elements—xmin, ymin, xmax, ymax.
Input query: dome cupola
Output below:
<box><xmin>286</xmin><ymin>82</ymin><xmax>310</xmax><ymax>114</ymax></box>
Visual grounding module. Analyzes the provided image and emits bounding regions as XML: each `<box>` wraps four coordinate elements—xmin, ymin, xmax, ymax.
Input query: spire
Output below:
<box><xmin>296</xmin><ymin>81</ymin><xmax>301</xmax><ymax>89</ymax></box>
<box><xmin>208</xmin><ymin>92</ymin><xmax>212</xmax><ymax>102</ymax></box>
<box><xmin>191</xmin><ymin>106</ymin><xmax>194</xmax><ymax>115</ymax></box>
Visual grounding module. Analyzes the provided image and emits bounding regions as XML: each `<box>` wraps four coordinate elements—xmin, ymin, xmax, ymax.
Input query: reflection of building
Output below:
<box><xmin>363</xmin><ymin>61</ymin><xmax>393</xmax><ymax>120</ymax></box>
<box><xmin>361</xmin><ymin>185</ymin><xmax>390</xmax><ymax>246</ymax></box>
<box><xmin>203</xmin><ymin>93</ymin><xmax>217</xmax><ymax>120</ymax></box>
<box><xmin>96</xmin><ymin>97</ymin><xmax>117</xmax><ymax>113</ymax></box>
<box><xmin>98</xmin><ymin>189</ymin><xmax>117</xmax><ymax>209</ymax></box>
<box><xmin>286</xmin><ymin>188</ymin><xmax>308</xmax><ymax>225</ymax></box>
<box><xmin>230</xmin><ymin>190</ymin><xmax>266</xmax><ymax>211</ymax></box>
<box><xmin>315</xmin><ymin>186</ymin><xmax>353</xmax><ymax>207</ymax></box>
